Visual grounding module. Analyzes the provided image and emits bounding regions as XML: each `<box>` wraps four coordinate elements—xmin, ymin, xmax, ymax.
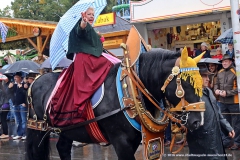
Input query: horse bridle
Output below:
<box><xmin>161</xmin><ymin>58</ymin><xmax>205</xmax><ymax>113</ymax></box>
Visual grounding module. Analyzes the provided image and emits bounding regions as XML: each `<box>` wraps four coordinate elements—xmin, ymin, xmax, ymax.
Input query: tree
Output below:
<box><xmin>0</xmin><ymin>6</ymin><xmax>12</xmax><ymax>17</ymax></box>
<box><xmin>11</xmin><ymin>0</ymin><xmax>62</xmax><ymax>21</ymax></box>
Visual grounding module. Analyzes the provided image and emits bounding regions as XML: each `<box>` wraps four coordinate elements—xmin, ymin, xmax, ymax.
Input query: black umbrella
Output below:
<box><xmin>40</xmin><ymin>57</ymin><xmax>72</xmax><ymax>69</ymax></box>
<box><xmin>4</xmin><ymin>60</ymin><xmax>40</xmax><ymax>74</ymax></box>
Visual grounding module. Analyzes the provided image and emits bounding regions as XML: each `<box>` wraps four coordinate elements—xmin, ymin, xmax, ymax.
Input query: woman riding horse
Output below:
<box><xmin>50</xmin><ymin>7</ymin><xmax>119</xmax><ymax>127</ymax></box>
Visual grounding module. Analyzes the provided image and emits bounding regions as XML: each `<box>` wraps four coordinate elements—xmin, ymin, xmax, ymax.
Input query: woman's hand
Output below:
<box><xmin>80</xmin><ymin>12</ymin><xmax>88</xmax><ymax>29</ymax></box>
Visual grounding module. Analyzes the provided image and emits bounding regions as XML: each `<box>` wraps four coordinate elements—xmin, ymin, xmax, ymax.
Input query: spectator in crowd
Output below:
<box><xmin>208</xmin><ymin>63</ymin><xmax>219</xmax><ymax>90</ymax></box>
<box><xmin>214</xmin><ymin>54</ymin><xmax>240</xmax><ymax>150</ymax></box>
<box><xmin>0</xmin><ymin>76</ymin><xmax>13</xmax><ymax>139</ymax></box>
<box><xmin>8</xmin><ymin>72</ymin><xmax>28</xmax><ymax>140</ymax></box>
<box><xmin>6</xmin><ymin>75</ymin><xmax>15</xmax><ymax>122</ymax></box>
<box><xmin>195</xmin><ymin>42</ymin><xmax>211</xmax><ymax>58</ymax></box>
<box><xmin>212</xmin><ymin>47</ymin><xmax>223</xmax><ymax>60</ymax></box>
<box><xmin>24</xmin><ymin>73</ymin><xmax>37</xmax><ymax>88</ymax></box>
<box><xmin>187</xmin><ymin>63</ymin><xmax>234</xmax><ymax>159</ymax></box>
<box><xmin>226</xmin><ymin>43</ymin><xmax>234</xmax><ymax>59</ymax></box>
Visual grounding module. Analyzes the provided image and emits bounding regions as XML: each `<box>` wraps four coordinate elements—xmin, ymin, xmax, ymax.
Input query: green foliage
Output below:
<box><xmin>10</xmin><ymin>0</ymin><xmax>120</xmax><ymax>21</ymax></box>
<box><xmin>0</xmin><ymin>39</ymin><xmax>31</xmax><ymax>50</ymax></box>
<box><xmin>11</xmin><ymin>0</ymin><xmax>92</xmax><ymax>22</ymax></box>
<box><xmin>0</xmin><ymin>6</ymin><xmax>12</xmax><ymax>17</ymax></box>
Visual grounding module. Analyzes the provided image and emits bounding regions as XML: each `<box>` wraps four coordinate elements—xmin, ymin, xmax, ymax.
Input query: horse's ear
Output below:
<box><xmin>193</xmin><ymin>51</ymin><xmax>206</xmax><ymax>63</ymax></box>
<box><xmin>180</xmin><ymin>47</ymin><xmax>188</xmax><ymax>63</ymax></box>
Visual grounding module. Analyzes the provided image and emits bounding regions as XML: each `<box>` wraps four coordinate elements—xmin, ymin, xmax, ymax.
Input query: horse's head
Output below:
<box><xmin>164</xmin><ymin>47</ymin><xmax>205</xmax><ymax>131</ymax></box>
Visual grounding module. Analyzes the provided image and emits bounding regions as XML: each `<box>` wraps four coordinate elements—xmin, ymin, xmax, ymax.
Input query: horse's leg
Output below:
<box><xmin>132</xmin><ymin>136</ymin><xmax>141</xmax><ymax>154</ymax></box>
<box><xmin>56</xmin><ymin>134</ymin><xmax>73</xmax><ymax>160</ymax></box>
<box><xmin>26</xmin><ymin>129</ymin><xmax>50</xmax><ymax>160</ymax></box>
<box><xmin>109</xmin><ymin>132</ymin><xmax>139</xmax><ymax>160</ymax></box>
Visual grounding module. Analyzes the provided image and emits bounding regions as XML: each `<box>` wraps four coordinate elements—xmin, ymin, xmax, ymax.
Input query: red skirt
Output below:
<box><xmin>50</xmin><ymin>53</ymin><xmax>113</xmax><ymax>126</ymax></box>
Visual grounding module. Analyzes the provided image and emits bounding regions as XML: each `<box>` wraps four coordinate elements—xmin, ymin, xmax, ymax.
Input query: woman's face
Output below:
<box><xmin>85</xmin><ymin>8</ymin><xmax>94</xmax><ymax>25</ymax></box>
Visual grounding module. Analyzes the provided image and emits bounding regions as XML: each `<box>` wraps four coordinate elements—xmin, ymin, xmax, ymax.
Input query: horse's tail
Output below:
<box><xmin>26</xmin><ymin>128</ymin><xmax>50</xmax><ymax>160</ymax></box>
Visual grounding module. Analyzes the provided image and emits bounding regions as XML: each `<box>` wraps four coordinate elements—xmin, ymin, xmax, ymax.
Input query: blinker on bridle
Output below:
<box><xmin>161</xmin><ymin>62</ymin><xmax>205</xmax><ymax>113</ymax></box>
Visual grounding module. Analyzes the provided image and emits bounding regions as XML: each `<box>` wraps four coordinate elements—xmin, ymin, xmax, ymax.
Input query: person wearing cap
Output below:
<box><xmin>194</xmin><ymin>42</ymin><xmax>211</xmax><ymax>58</ymax></box>
<box><xmin>212</xmin><ymin>47</ymin><xmax>223</xmax><ymax>60</ymax></box>
<box><xmin>187</xmin><ymin>63</ymin><xmax>234</xmax><ymax>159</ymax></box>
<box><xmin>214</xmin><ymin>54</ymin><xmax>240</xmax><ymax>150</ymax></box>
<box><xmin>8</xmin><ymin>72</ymin><xmax>28</xmax><ymax>140</ymax></box>
<box><xmin>225</xmin><ymin>43</ymin><xmax>234</xmax><ymax>59</ymax></box>
<box><xmin>25</xmin><ymin>73</ymin><xmax>37</xmax><ymax>87</ymax></box>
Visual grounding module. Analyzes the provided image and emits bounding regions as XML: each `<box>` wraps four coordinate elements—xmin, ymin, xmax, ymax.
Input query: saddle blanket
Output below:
<box><xmin>116</xmin><ymin>67</ymin><xmax>141</xmax><ymax>131</ymax></box>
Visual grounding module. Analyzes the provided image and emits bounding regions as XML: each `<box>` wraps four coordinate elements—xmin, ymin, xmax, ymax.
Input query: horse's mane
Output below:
<box><xmin>139</xmin><ymin>48</ymin><xmax>180</xmax><ymax>99</ymax></box>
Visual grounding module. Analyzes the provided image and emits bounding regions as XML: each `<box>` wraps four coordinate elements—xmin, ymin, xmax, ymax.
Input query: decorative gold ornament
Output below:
<box><xmin>177</xmin><ymin>90</ymin><xmax>183</xmax><ymax>96</ymax></box>
<box><xmin>122</xmin><ymin>83</ymin><xmax>128</xmax><ymax>88</ymax></box>
<box><xmin>172</xmin><ymin>66</ymin><xmax>180</xmax><ymax>76</ymax></box>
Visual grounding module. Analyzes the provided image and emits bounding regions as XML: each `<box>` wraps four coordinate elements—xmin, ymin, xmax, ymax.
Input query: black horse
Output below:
<box><xmin>26</xmin><ymin>48</ymin><xmax>203</xmax><ymax>160</ymax></box>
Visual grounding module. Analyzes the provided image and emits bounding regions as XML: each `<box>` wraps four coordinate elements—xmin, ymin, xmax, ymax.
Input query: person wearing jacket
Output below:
<box><xmin>212</xmin><ymin>47</ymin><xmax>223</xmax><ymax>60</ymax></box>
<box><xmin>8</xmin><ymin>72</ymin><xmax>28</xmax><ymax>140</ymax></box>
<box><xmin>187</xmin><ymin>63</ymin><xmax>234</xmax><ymax>160</ymax></box>
<box><xmin>225</xmin><ymin>43</ymin><xmax>234</xmax><ymax>59</ymax></box>
<box><xmin>195</xmin><ymin>42</ymin><xmax>211</xmax><ymax>58</ymax></box>
<box><xmin>0</xmin><ymin>76</ymin><xmax>12</xmax><ymax>139</ymax></box>
<box><xmin>214</xmin><ymin>54</ymin><xmax>240</xmax><ymax>150</ymax></box>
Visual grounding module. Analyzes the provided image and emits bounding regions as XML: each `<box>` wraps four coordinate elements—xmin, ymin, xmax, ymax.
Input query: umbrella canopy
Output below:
<box><xmin>199</xmin><ymin>58</ymin><xmax>221</xmax><ymax>64</ymax></box>
<box><xmin>4</xmin><ymin>60</ymin><xmax>40</xmax><ymax>74</ymax></box>
<box><xmin>214</xmin><ymin>28</ymin><xmax>233</xmax><ymax>44</ymax></box>
<box><xmin>50</xmin><ymin>0</ymin><xmax>107</xmax><ymax>70</ymax></box>
<box><xmin>40</xmin><ymin>57</ymin><xmax>72</xmax><ymax>69</ymax></box>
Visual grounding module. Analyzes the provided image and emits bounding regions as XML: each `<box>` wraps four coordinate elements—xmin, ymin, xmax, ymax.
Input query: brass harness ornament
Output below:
<box><xmin>27</xmin><ymin>75</ymin><xmax>49</xmax><ymax>131</ymax></box>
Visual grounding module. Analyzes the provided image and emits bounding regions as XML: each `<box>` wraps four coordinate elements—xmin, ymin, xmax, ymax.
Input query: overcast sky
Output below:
<box><xmin>0</xmin><ymin>0</ymin><xmax>13</xmax><ymax>10</ymax></box>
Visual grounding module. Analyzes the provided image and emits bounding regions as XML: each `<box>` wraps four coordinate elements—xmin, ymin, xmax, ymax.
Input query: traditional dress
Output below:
<box><xmin>50</xmin><ymin>19</ymin><xmax>114</xmax><ymax>127</ymax></box>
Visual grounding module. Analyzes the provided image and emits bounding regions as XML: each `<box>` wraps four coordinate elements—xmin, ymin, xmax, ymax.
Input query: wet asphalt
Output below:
<box><xmin>0</xmin><ymin>121</ymin><xmax>239</xmax><ymax>160</ymax></box>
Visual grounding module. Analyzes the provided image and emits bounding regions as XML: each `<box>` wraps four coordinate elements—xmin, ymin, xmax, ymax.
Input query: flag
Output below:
<box><xmin>0</xmin><ymin>22</ymin><xmax>9</xmax><ymax>43</ymax></box>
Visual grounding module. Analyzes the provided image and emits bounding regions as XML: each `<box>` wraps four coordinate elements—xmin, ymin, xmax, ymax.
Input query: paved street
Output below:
<box><xmin>0</xmin><ymin>121</ymin><xmax>239</xmax><ymax>160</ymax></box>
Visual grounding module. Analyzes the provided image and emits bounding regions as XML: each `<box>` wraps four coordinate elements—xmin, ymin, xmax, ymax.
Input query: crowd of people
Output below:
<box><xmin>0</xmin><ymin>73</ymin><xmax>36</xmax><ymax>140</ymax></box>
